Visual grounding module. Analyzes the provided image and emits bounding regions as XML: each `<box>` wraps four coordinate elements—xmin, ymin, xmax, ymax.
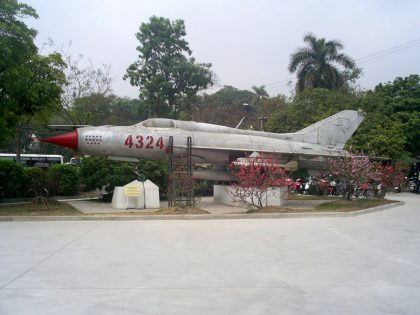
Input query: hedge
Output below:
<box><xmin>0</xmin><ymin>160</ymin><xmax>27</xmax><ymax>198</ymax></box>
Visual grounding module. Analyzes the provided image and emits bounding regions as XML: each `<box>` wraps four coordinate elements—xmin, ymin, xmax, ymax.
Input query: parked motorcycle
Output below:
<box><xmin>355</xmin><ymin>183</ymin><xmax>375</xmax><ymax>198</ymax></box>
<box><xmin>290</xmin><ymin>178</ymin><xmax>304</xmax><ymax>194</ymax></box>
<box><xmin>317</xmin><ymin>176</ymin><xmax>337</xmax><ymax>196</ymax></box>
<box><xmin>407</xmin><ymin>176</ymin><xmax>418</xmax><ymax>193</ymax></box>
<box><xmin>303</xmin><ymin>177</ymin><xmax>317</xmax><ymax>195</ymax></box>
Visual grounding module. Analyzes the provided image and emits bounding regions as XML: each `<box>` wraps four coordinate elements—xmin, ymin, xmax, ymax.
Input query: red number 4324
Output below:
<box><xmin>124</xmin><ymin>135</ymin><xmax>164</xmax><ymax>150</ymax></box>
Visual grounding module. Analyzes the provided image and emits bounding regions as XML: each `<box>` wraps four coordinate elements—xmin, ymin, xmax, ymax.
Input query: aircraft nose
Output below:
<box><xmin>40</xmin><ymin>130</ymin><xmax>78</xmax><ymax>151</ymax></box>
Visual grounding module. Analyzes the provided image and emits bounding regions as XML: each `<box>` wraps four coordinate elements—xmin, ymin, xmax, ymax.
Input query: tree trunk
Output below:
<box><xmin>16</xmin><ymin>125</ymin><xmax>22</xmax><ymax>164</ymax></box>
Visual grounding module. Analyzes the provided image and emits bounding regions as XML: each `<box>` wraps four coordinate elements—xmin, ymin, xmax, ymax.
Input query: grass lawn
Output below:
<box><xmin>0</xmin><ymin>197</ymin><xmax>397</xmax><ymax>216</ymax></box>
<box><xmin>0</xmin><ymin>201</ymin><xmax>209</xmax><ymax>216</ymax></box>
<box><xmin>315</xmin><ymin>198</ymin><xmax>397</xmax><ymax>211</ymax></box>
<box><xmin>0</xmin><ymin>200</ymin><xmax>83</xmax><ymax>216</ymax></box>
<box><xmin>288</xmin><ymin>194</ymin><xmax>340</xmax><ymax>200</ymax></box>
<box><xmin>248</xmin><ymin>198</ymin><xmax>397</xmax><ymax>214</ymax></box>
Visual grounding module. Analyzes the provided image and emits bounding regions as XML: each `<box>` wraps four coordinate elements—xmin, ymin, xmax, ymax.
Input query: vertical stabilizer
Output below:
<box><xmin>292</xmin><ymin>110</ymin><xmax>365</xmax><ymax>149</ymax></box>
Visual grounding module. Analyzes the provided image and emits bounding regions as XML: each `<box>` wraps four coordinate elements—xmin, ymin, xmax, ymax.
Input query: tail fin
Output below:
<box><xmin>292</xmin><ymin>110</ymin><xmax>365</xmax><ymax>149</ymax></box>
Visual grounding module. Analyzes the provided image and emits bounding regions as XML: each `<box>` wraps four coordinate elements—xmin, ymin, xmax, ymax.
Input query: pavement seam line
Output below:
<box><xmin>325</xmin><ymin>225</ymin><xmax>420</xmax><ymax>271</ymax></box>
<box><xmin>3</xmin><ymin>284</ymin><xmax>420</xmax><ymax>290</ymax></box>
<box><xmin>0</xmin><ymin>221</ymin><xmax>103</xmax><ymax>290</ymax></box>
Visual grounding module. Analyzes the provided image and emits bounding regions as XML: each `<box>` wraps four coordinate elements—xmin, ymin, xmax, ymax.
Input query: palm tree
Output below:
<box><xmin>251</xmin><ymin>85</ymin><xmax>269</xmax><ymax>104</ymax></box>
<box><xmin>289</xmin><ymin>33</ymin><xmax>355</xmax><ymax>92</ymax></box>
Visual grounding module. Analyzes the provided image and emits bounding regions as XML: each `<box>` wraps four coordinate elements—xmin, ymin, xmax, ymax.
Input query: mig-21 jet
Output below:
<box><xmin>41</xmin><ymin>110</ymin><xmax>365</xmax><ymax>180</ymax></box>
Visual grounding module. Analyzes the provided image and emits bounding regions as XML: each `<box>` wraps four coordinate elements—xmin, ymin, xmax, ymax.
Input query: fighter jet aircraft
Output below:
<box><xmin>41</xmin><ymin>110</ymin><xmax>365</xmax><ymax>180</ymax></box>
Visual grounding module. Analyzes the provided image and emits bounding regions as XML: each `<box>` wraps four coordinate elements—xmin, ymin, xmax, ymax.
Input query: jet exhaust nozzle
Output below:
<box><xmin>40</xmin><ymin>130</ymin><xmax>78</xmax><ymax>151</ymax></box>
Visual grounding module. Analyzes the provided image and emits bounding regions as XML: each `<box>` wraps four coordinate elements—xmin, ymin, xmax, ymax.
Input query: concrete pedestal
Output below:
<box><xmin>214</xmin><ymin>184</ymin><xmax>288</xmax><ymax>207</ymax></box>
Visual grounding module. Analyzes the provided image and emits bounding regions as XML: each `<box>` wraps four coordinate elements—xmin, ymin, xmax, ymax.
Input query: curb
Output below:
<box><xmin>0</xmin><ymin>201</ymin><xmax>404</xmax><ymax>222</ymax></box>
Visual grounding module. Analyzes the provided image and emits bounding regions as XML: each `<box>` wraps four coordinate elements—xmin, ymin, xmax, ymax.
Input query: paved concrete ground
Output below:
<box><xmin>66</xmin><ymin>196</ymin><xmax>331</xmax><ymax>214</ymax></box>
<box><xmin>66</xmin><ymin>197</ymin><xmax>249</xmax><ymax>214</ymax></box>
<box><xmin>0</xmin><ymin>193</ymin><xmax>419</xmax><ymax>314</ymax></box>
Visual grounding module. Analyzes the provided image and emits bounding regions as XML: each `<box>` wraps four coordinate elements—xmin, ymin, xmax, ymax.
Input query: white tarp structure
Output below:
<box><xmin>111</xmin><ymin>180</ymin><xmax>160</xmax><ymax>210</ymax></box>
<box><xmin>143</xmin><ymin>180</ymin><xmax>160</xmax><ymax>208</ymax></box>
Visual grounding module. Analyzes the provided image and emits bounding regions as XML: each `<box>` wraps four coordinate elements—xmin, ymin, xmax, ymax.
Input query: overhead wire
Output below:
<box><xmin>355</xmin><ymin>38</ymin><xmax>420</xmax><ymax>64</ymax></box>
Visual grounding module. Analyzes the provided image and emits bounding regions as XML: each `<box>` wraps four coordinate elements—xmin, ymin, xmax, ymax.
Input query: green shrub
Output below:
<box><xmin>79</xmin><ymin>156</ymin><xmax>117</xmax><ymax>192</ymax></box>
<box><xmin>79</xmin><ymin>157</ymin><xmax>168</xmax><ymax>194</ymax></box>
<box><xmin>0</xmin><ymin>160</ymin><xmax>27</xmax><ymax>198</ymax></box>
<box><xmin>80</xmin><ymin>157</ymin><xmax>138</xmax><ymax>193</ymax></box>
<box><xmin>137</xmin><ymin>159</ymin><xmax>168</xmax><ymax>196</ymax></box>
<box><xmin>24</xmin><ymin>167</ymin><xmax>49</xmax><ymax>198</ymax></box>
<box><xmin>47</xmin><ymin>164</ymin><xmax>80</xmax><ymax>196</ymax></box>
<box><xmin>194</xmin><ymin>179</ymin><xmax>212</xmax><ymax>196</ymax></box>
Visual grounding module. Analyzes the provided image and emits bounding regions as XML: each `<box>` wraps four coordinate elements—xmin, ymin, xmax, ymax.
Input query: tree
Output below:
<box><xmin>110</xmin><ymin>97</ymin><xmax>145</xmax><ymax>125</ymax></box>
<box><xmin>266</xmin><ymin>88</ymin><xmax>359</xmax><ymax>133</ymax></box>
<box><xmin>124</xmin><ymin>16</ymin><xmax>214</xmax><ymax>118</ymax></box>
<box><xmin>328</xmin><ymin>154</ymin><xmax>378</xmax><ymax>200</ymax></box>
<box><xmin>47</xmin><ymin>41</ymin><xmax>113</xmax><ymax>125</ymax></box>
<box><xmin>192</xmin><ymin>86</ymin><xmax>260</xmax><ymax>128</ymax></box>
<box><xmin>229</xmin><ymin>155</ymin><xmax>289</xmax><ymax>208</ymax></box>
<box><xmin>327</xmin><ymin>153</ymin><xmax>405</xmax><ymax>199</ymax></box>
<box><xmin>201</xmin><ymin>85</ymin><xmax>255</xmax><ymax>107</ymax></box>
<box><xmin>70</xmin><ymin>94</ymin><xmax>144</xmax><ymax>126</ymax></box>
<box><xmin>0</xmin><ymin>0</ymin><xmax>37</xmax><ymax>74</ymax></box>
<box><xmin>374</xmin><ymin>163</ymin><xmax>405</xmax><ymax>197</ymax></box>
<box><xmin>348</xmin><ymin>112</ymin><xmax>407</xmax><ymax>159</ymax></box>
<box><xmin>196</xmin><ymin>103</ymin><xmax>258</xmax><ymax>129</ymax></box>
<box><xmin>373</xmin><ymin>75</ymin><xmax>420</xmax><ymax>156</ymax></box>
<box><xmin>261</xmin><ymin>95</ymin><xmax>287</xmax><ymax>118</ymax></box>
<box><xmin>0</xmin><ymin>0</ymin><xmax>66</xmax><ymax>146</ymax></box>
<box><xmin>251</xmin><ymin>85</ymin><xmax>269</xmax><ymax>105</ymax></box>
<box><xmin>349</xmin><ymin>75</ymin><xmax>420</xmax><ymax>159</ymax></box>
<box><xmin>289</xmin><ymin>33</ymin><xmax>356</xmax><ymax>92</ymax></box>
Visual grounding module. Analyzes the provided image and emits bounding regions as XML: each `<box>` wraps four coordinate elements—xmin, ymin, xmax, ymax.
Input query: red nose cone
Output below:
<box><xmin>40</xmin><ymin>130</ymin><xmax>78</xmax><ymax>151</ymax></box>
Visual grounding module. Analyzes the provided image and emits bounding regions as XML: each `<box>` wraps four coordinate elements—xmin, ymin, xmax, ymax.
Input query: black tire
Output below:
<box><xmin>366</xmin><ymin>190</ymin><xmax>375</xmax><ymax>198</ymax></box>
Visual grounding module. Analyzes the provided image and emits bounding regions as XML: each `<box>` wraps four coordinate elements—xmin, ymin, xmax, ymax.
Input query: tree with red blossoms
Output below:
<box><xmin>328</xmin><ymin>153</ymin><xmax>406</xmax><ymax>199</ymax></box>
<box><xmin>327</xmin><ymin>154</ymin><xmax>378</xmax><ymax>200</ymax></box>
<box><xmin>229</xmin><ymin>154</ymin><xmax>289</xmax><ymax>208</ymax></box>
<box><xmin>373</xmin><ymin>163</ymin><xmax>405</xmax><ymax>198</ymax></box>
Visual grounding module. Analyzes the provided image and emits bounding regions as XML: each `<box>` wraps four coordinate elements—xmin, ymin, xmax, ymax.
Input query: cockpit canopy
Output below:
<box><xmin>136</xmin><ymin>118</ymin><xmax>233</xmax><ymax>133</ymax></box>
<box><xmin>138</xmin><ymin>118</ymin><xmax>176</xmax><ymax>128</ymax></box>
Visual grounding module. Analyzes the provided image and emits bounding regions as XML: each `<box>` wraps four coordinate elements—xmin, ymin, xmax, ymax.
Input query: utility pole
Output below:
<box><xmin>258</xmin><ymin>115</ymin><xmax>268</xmax><ymax>131</ymax></box>
<box><xmin>258</xmin><ymin>102</ymin><xmax>268</xmax><ymax>131</ymax></box>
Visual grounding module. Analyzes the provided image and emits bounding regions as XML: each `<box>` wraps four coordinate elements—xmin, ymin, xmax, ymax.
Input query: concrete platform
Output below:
<box><xmin>0</xmin><ymin>193</ymin><xmax>419</xmax><ymax>314</ymax></box>
<box><xmin>64</xmin><ymin>197</ymin><xmax>248</xmax><ymax>214</ymax></box>
<box><xmin>65</xmin><ymin>196</ymin><xmax>332</xmax><ymax>214</ymax></box>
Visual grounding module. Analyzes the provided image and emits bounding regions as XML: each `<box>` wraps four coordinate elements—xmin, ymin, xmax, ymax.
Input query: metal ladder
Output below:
<box><xmin>168</xmin><ymin>136</ymin><xmax>194</xmax><ymax>207</ymax></box>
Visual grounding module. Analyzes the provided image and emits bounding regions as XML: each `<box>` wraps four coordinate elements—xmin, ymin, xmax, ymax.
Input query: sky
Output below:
<box><xmin>24</xmin><ymin>0</ymin><xmax>420</xmax><ymax>99</ymax></box>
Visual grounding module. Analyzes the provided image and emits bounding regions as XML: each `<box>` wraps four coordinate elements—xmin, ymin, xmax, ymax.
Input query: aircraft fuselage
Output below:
<box><xmin>76</xmin><ymin>124</ymin><xmax>341</xmax><ymax>168</ymax></box>
<box><xmin>42</xmin><ymin>110</ymin><xmax>365</xmax><ymax>178</ymax></box>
